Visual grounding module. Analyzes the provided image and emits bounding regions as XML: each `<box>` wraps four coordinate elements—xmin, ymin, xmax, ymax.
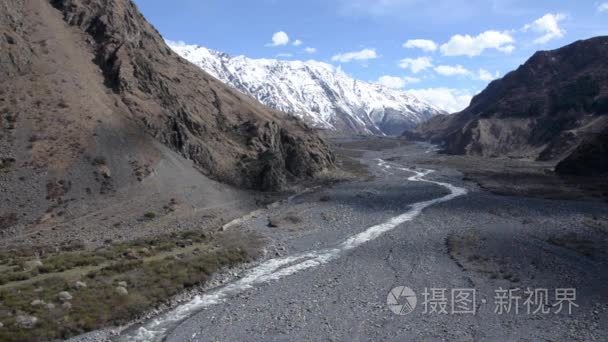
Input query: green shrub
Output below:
<box><xmin>143</xmin><ymin>212</ymin><xmax>156</xmax><ymax>219</ymax></box>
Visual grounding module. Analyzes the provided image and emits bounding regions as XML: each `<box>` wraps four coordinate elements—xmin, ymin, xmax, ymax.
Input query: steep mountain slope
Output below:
<box><xmin>413</xmin><ymin>36</ymin><xmax>608</xmax><ymax>174</ymax></box>
<box><xmin>169</xmin><ymin>44</ymin><xmax>445</xmax><ymax>136</ymax></box>
<box><xmin>0</xmin><ymin>0</ymin><xmax>333</xmax><ymax>247</ymax></box>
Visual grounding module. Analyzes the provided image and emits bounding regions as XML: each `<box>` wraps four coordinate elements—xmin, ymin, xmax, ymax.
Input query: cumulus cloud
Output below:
<box><xmin>407</xmin><ymin>88</ymin><xmax>474</xmax><ymax>113</ymax></box>
<box><xmin>331</xmin><ymin>48</ymin><xmax>378</xmax><ymax>62</ymax></box>
<box><xmin>304</xmin><ymin>47</ymin><xmax>317</xmax><ymax>54</ymax></box>
<box><xmin>376</xmin><ymin>75</ymin><xmax>420</xmax><ymax>89</ymax></box>
<box><xmin>433</xmin><ymin>65</ymin><xmax>499</xmax><ymax>82</ymax></box>
<box><xmin>165</xmin><ymin>39</ymin><xmax>189</xmax><ymax>48</ymax></box>
<box><xmin>268</xmin><ymin>31</ymin><xmax>289</xmax><ymax>46</ymax></box>
<box><xmin>276</xmin><ymin>53</ymin><xmax>293</xmax><ymax>58</ymax></box>
<box><xmin>600</xmin><ymin>3</ymin><xmax>608</xmax><ymax>12</ymax></box>
<box><xmin>477</xmin><ymin>68</ymin><xmax>498</xmax><ymax>81</ymax></box>
<box><xmin>434</xmin><ymin>64</ymin><xmax>470</xmax><ymax>76</ymax></box>
<box><xmin>293</xmin><ymin>39</ymin><xmax>303</xmax><ymax>46</ymax></box>
<box><xmin>403</xmin><ymin>39</ymin><xmax>438</xmax><ymax>52</ymax></box>
<box><xmin>440</xmin><ymin>30</ymin><xmax>515</xmax><ymax>57</ymax></box>
<box><xmin>398</xmin><ymin>57</ymin><xmax>433</xmax><ymax>73</ymax></box>
<box><xmin>523</xmin><ymin>13</ymin><xmax>566</xmax><ymax>44</ymax></box>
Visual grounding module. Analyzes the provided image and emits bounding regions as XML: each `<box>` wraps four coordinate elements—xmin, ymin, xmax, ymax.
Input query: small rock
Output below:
<box><xmin>58</xmin><ymin>291</ymin><xmax>72</xmax><ymax>302</ymax></box>
<box><xmin>117</xmin><ymin>281</ymin><xmax>128</xmax><ymax>288</ymax></box>
<box><xmin>46</xmin><ymin>303</ymin><xmax>55</xmax><ymax>310</ymax></box>
<box><xmin>124</xmin><ymin>249</ymin><xmax>139</xmax><ymax>260</ymax></box>
<box><xmin>5</xmin><ymin>34</ymin><xmax>16</xmax><ymax>45</ymax></box>
<box><xmin>115</xmin><ymin>286</ymin><xmax>128</xmax><ymax>296</ymax></box>
<box><xmin>30</xmin><ymin>299</ymin><xmax>45</xmax><ymax>307</ymax></box>
<box><xmin>74</xmin><ymin>281</ymin><xmax>87</xmax><ymax>289</ymax></box>
<box><xmin>98</xmin><ymin>165</ymin><xmax>112</xmax><ymax>178</ymax></box>
<box><xmin>16</xmin><ymin>314</ymin><xmax>38</xmax><ymax>329</ymax></box>
<box><xmin>0</xmin><ymin>321</ymin><xmax>3</xmax><ymax>328</ymax></box>
<box><xmin>62</xmin><ymin>302</ymin><xmax>72</xmax><ymax>310</ymax></box>
<box><xmin>31</xmin><ymin>260</ymin><xmax>43</xmax><ymax>268</ymax></box>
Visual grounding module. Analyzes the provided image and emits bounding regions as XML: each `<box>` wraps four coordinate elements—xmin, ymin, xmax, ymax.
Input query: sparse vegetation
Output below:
<box><xmin>548</xmin><ymin>233</ymin><xmax>596</xmax><ymax>258</ymax></box>
<box><xmin>91</xmin><ymin>156</ymin><xmax>107</xmax><ymax>166</ymax></box>
<box><xmin>143</xmin><ymin>212</ymin><xmax>156</xmax><ymax>219</ymax></box>
<box><xmin>0</xmin><ymin>230</ymin><xmax>262</xmax><ymax>341</ymax></box>
<box><xmin>57</xmin><ymin>99</ymin><xmax>69</xmax><ymax>108</ymax></box>
<box><xmin>550</xmin><ymin>75</ymin><xmax>601</xmax><ymax>112</ymax></box>
<box><xmin>319</xmin><ymin>195</ymin><xmax>331</xmax><ymax>202</ymax></box>
<box><xmin>0</xmin><ymin>157</ymin><xmax>15</xmax><ymax>171</ymax></box>
<box><xmin>0</xmin><ymin>213</ymin><xmax>18</xmax><ymax>230</ymax></box>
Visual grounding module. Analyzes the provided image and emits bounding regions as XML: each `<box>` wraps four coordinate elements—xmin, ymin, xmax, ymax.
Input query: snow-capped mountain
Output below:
<box><xmin>169</xmin><ymin>43</ymin><xmax>445</xmax><ymax>135</ymax></box>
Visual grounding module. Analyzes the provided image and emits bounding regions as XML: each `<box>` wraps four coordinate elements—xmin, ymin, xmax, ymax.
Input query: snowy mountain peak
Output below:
<box><xmin>169</xmin><ymin>42</ymin><xmax>445</xmax><ymax>135</ymax></box>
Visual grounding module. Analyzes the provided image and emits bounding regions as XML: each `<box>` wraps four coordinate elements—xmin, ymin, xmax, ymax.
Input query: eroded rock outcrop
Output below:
<box><xmin>412</xmin><ymin>36</ymin><xmax>608</xmax><ymax>169</ymax></box>
<box><xmin>48</xmin><ymin>0</ymin><xmax>333</xmax><ymax>190</ymax></box>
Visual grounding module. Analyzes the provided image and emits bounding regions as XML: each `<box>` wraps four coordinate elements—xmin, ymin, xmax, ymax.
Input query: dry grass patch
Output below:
<box><xmin>0</xmin><ymin>230</ymin><xmax>263</xmax><ymax>341</ymax></box>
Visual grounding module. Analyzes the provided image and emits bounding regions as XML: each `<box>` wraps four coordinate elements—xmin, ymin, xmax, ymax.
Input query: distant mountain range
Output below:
<box><xmin>411</xmin><ymin>36</ymin><xmax>608</xmax><ymax>176</ymax></box>
<box><xmin>169</xmin><ymin>43</ymin><xmax>445</xmax><ymax>136</ymax></box>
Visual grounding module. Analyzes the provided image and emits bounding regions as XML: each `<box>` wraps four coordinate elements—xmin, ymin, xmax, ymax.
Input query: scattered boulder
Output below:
<box><xmin>62</xmin><ymin>302</ymin><xmax>72</xmax><ymax>310</ymax></box>
<box><xmin>0</xmin><ymin>321</ymin><xmax>3</xmax><ymax>328</ymax></box>
<box><xmin>30</xmin><ymin>299</ymin><xmax>45</xmax><ymax>307</ymax></box>
<box><xmin>115</xmin><ymin>286</ymin><xmax>128</xmax><ymax>296</ymax></box>
<box><xmin>98</xmin><ymin>164</ymin><xmax>112</xmax><ymax>179</ymax></box>
<box><xmin>117</xmin><ymin>281</ymin><xmax>128</xmax><ymax>288</ymax></box>
<box><xmin>15</xmin><ymin>314</ymin><xmax>38</xmax><ymax>329</ymax></box>
<box><xmin>267</xmin><ymin>212</ymin><xmax>302</xmax><ymax>227</ymax></box>
<box><xmin>124</xmin><ymin>249</ymin><xmax>139</xmax><ymax>260</ymax></box>
<box><xmin>58</xmin><ymin>291</ymin><xmax>72</xmax><ymax>302</ymax></box>
<box><xmin>46</xmin><ymin>303</ymin><xmax>55</xmax><ymax>310</ymax></box>
<box><xmin>74</xmin><ymin>281</ymin><xmax>87</xmax><ymax>289</ymax></box>
<box><xmin>30</xmin><ymin>260</ymin><xmax>43</xmax><ymax>268</ymax></box>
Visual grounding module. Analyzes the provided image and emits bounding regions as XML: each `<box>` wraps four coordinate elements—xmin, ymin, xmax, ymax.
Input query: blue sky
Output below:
<box><xmin>133</xmin><ymin>0</ymin><xmax>608</xmax><ymax>112</ymax></box>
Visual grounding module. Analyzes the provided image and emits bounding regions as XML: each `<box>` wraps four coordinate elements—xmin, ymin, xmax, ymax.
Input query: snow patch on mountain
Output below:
<box><xmin>168</xmin><ymin>42</ymin><xmax>445</xmax><ymax>135</ymax></box>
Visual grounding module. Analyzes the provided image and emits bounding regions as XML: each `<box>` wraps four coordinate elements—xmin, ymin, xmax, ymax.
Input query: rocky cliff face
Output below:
<box><xmin>413</xmin><ymin>36</ymin><xmax>608</xmax><ymax>174</ymax></box>
<box><xmin>554</xmin><ymin>127</ymin><xmax>608</xmax><ymax>176</ymax></box>
<box><xmin>0</xmin><ymin>0</ymin><xmax>334</xmax><ymax>243</ymax></box>
<box><xmin>2</xmin><ymin>0</ymin><xmax>333</xmax><ymax>193</ymax></box>
<box><xmin>169</xmin><ymin>44</ymin><xmax>445</xmax><ymax>136</ymax></box>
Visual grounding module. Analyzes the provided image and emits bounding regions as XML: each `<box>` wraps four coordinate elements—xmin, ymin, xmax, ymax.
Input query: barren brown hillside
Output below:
<box><xmin>0</xmin><ymin>0</ymin><xmax>333</xmax><ymax>248</ymax></box>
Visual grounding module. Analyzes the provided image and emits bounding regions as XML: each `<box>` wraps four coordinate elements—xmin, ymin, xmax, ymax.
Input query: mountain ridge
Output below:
<box><xmin>410</xmin><ymin>36</ymin><xmax>608</xmax><ymax>175</ymax></box>
<box><xmin>169</xmin><ymin>43</ymin><xmax>445</xmax><ymax>136</ymax></box>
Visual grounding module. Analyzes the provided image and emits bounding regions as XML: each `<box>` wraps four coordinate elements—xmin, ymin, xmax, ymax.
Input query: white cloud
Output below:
<box><xmin>398</xmin><ymin>57</ymin><xmax>433</xmax><ymax>73</ymax></box>
<box><xmin>407</xmin><ymin>88</ymin><xmax>474</xmax><ymax>113</ymax></box>
<box><xmin>440</xmin><ymin>30</ymin><xmax>515</xmax><ymax>57</ymax></box>
<box><xmin>304</xmin><ymin>47</ymin><xmax>317</xmax><ymax>54</ymax></box>
<box><xmin>403</xmin><ymin>39</ymin><xmax>438</xmax><ymax>52</ymax></box>
<box><xmin>477</xmin><ymin>68</ymin><xmax>498</xmax><ymax>81</ymax></box>
<box><xmin>433</xmin><ymin>65</ymin><xmax>499</xmax><ymax>82</ymax></box>
<box><xmin>331</xmin><ymin>48</ymin><xmax>378</xmax><ymax>63</ymax></box>
<box><xmin>165</xmin><ymin>39</ymin><xmax>189</xmax><ymax>48</ymax></box>
<box><xmin>402</xmin><ymin>76</ymin><xmax>421</xmax><ymax>84</ymax></box>
<box><xmin>523</xmin><ymin>13</ymin><xmax>566</xmax><ymax>44</ymax></box>
<box><xmin>434</xmin><ymin>64</ymin><xmax>470</xmax><ymax>76</ymax></box>
<box><xmin>276</xmin><ymin>53</ymin><xmax>293</xmax><ymax>58</ymax></box>
<box><xmin>376</xmin><ymin>75</ymin><xmax>420</xmax><ymax>89</ymax></box>
<box><xmin>268</xmin><ymin>31</ymin><xmax>289</xmax><ymax>46</ymax></box>
<box><xmin>599</xmin><ymin>3</ymin><xmax>608</xmax><ymax>12</ymax></box>
<box><xmin>293</xmin><ymin>39</ymin><xmax>303</xmax><ymax>46</ymax></box>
